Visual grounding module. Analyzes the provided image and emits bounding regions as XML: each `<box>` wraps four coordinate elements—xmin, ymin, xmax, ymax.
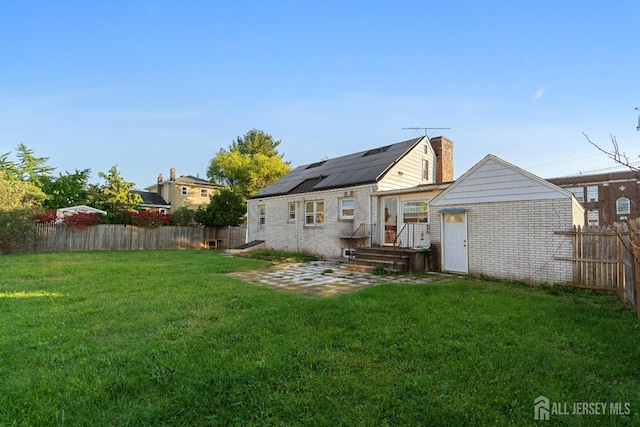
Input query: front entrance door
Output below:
<box><xmin>383</xmin><ymin>197</ymin><xmax>397</xmax><ymax>245</ymax></box>
<box><xmin>443</xmin><ymin>212</ymin><xmax>468</xmax><ymax>273</ymax></box>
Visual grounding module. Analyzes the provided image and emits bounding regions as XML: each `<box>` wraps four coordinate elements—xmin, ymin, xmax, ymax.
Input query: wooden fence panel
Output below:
<box><xmin>559</xmin><ymin>225</ymin><xmax>621</xmax><ymax>292</ymax></box>
<box><xmin>557</xmin><ymin>224</ymin><xmax>639</xmax><ymax>316</ymax></box>
<box><xmin>15</xmin><ymin>224</ymin><xmax>248</xmax><ymax>253</ymax></box>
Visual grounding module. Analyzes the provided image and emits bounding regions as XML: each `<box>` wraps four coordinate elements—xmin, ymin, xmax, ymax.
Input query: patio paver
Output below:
<box><xmin>227</xmin><ymin>261</ymin><xmax>451</xmax><ymax>297</ymax></box>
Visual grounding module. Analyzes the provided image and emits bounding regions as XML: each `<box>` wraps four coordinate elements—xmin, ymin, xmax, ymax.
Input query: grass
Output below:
<box><xmin>1</xmin><ymin>250</ymin><xmax>639</xmax><ymax>426</ymax></box>
<box><xmin>240</xmin><ymin>249</ymin><xmax>318</xmax><ymax>263</ymax></box>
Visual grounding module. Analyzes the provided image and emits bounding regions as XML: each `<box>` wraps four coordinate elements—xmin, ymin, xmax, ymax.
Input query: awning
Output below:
<box><xmin>438</xmin><ymin>208</ymin><xmax>469</xmax><ymax>214</ymax></box>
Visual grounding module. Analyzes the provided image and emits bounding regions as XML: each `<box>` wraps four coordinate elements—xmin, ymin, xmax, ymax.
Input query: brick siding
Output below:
<box><xmin>430</xmin><ymin>199</ymin><xmax>576</xmax><ymax>284</ymax></box>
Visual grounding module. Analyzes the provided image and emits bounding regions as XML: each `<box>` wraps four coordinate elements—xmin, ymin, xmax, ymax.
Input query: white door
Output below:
<box><xmin>443</xmin><ymin>213</ymin><xmax>468</xmax><ymax>273</ymax></box>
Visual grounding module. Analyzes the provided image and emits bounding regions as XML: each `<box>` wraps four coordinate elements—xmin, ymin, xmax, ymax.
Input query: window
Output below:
<box><xmin>403</xmin><ymin>201</ymin><xmax>428</xmax><ymax>223</ymax></box>
<box><xmin>339</xmin><ymin>198</ymin><xmax>354</xmax><ymax>219</ymax></box>
<box><xmin>568</xmin><ymin>187</ymin><xmax>584</xmax><ymax>202</ymax></box>
<box><xmin>258</xmin><ymin>205</ymin><xmax>266</xmax><ymax>226</ymax></box>
<box><xmin>159</xmin><ymin>209</ymin><xmax>166</xmax><ymax>214</ymax></box>
<box><xmin>586</xmin><ymin>186</ymin><xmax>598</xmax><ymax>202</ymax></box>
<box><xmin>200</xmin><ymin>188</ymin><xmax>209</xmax><ymax>198</ymax></box>
<box><xmin>587</xmin><ymin>209</ymin><xmax>599</xmax><ymax>226</ymax></box>
<box><xmin>181</xmin><ymin>186</ymin><xmax>188</xmax><ymax>196</ymax></box>
<box><xmin>288</xmin><ymin>202</ymin><xmax>296</xmax><ymax>221</ymax></box>
<box><xmin>422</xmin><ymin>159</ymin><xmax>429</xmax><ymax>181</ymax></box>
<box><xmin>616</xmin><ymin>197</ymin><xmax>631</xmax><ymax>215</ymax></box>
<box><xmin>305</xmin><ymin>200</ymin><xmax>324</xmax><ymax>225</ymax></box>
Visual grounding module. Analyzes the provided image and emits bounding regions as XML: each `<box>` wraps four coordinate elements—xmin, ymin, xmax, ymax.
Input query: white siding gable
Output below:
<box><xmin>431</xmin><ymin>155</ymin><xmax>572</xmax><ymax>206</ymax></box>
<box><xmin>378</xmin><ymin>138</ymin><xmax>436</xmax><ymax>191</ymax></box>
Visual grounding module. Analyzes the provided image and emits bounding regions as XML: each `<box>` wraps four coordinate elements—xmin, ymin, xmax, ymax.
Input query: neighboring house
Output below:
<box><xmin>137</xmin><ymin>168</ymin><xmax>221</xmax><ymax>213</ymax></box>
<box><xmin>56</xmin><ymin>205</ymin><xmax>107</xmax><ymax>223</ymax></box>
<box><xmin>246</xmin><ymin>136</ymin><xmax>454</xmax><ymax>258</ymax></box>
<box><xmin>548</xmin><ymin>170</ymin><xmax>640</xmax><ymax>226</ymax></box>
<box><xmin>130</xmin><ymin>190</ymin><xmax>171</xmax><ymax>214</ymax></box>
<box><xmin>429</xmin><ymin>155</ymin><xmax>584</xmax><ymax>284</ymax></box>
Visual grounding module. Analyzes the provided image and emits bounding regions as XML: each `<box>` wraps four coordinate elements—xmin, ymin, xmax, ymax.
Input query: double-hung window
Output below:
<box><xmin>200</xmin><ymin>188</ymin><xmax>209</xmax><ymax>198</ymax></box>
<box><xmin>339</xmin><ymin>198</ymin><xmax>354</xmax><ymax>220</ymax></box>
<box><xmin>258</xmin><ymin>205</ymin><xmax>266</xmax><ymax>226</ymax></box>
<box><xmin>288</xmin><ymin>202</ymin><xmax>296</xmax><ymax>221</ymax></box>
<box><xmin>568</xmin><ymin>187</ymin><xmax>584</xmax><ymax>203</ymax></box>
<box><xmin>181</xmin><ymin>186</ymin><xmax>188</xmax><ymax>196</ymax></box>
<box><xmin>617</xmin><ymin>197</ymin><xmax>631</xmax><ymax>215</ymax></box>
<box><xmin>586</xmin><ymin>186</ymin><xmax>598</xmax><ymax>202</ymax></box>
<box><xmin>305</xmin><ymin>200</ymin><xmax>324</xmax><ymax>225</ymax></box>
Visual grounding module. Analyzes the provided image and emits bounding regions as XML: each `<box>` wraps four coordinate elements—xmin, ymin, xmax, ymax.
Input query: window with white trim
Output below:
<box><xmin>339</xmin><ymin>198</ymin><xmax>354</xmax><ymax>219</ymax></box>
<box><xmin>181</xmin><ymin>186</ymin><xmax>188</xmax><ymax>196</ymax></box>
<box><xmin>402</xmin><ymin>201</ymin><xmax>428</xmax><ymax>223</ymax></box>
<box><xmin>200</xmin><ymin>188</ymin><xmax>209</xmax><ymax>198</ymax></box>
<box><xmin>305</xmin><ymin>200</ymin><xmax>324</xmax><ymax>225</ymax></box>
<box><xmin>587</xmin><ymin>209</ymin><xmax>599</xmax><ymax>226</ymax></box>
<box><xmin>258</xmin><ymin>205</ymin><xmax>266</xmax><ymax>226</ymax></box>
<box><xmin>422</xmin><ymin>159</ymin><xmax>429</xmax><ymax>181</ymax></box>
<box><xmin>288</xmin><ymin>202</ymin><xmax>296</xmax><ymax>221</ymax></box>
<box><xmin>616</xmin><ymin>197</ymin><xmax>631</xmax><ymax>215</ymax></box>
<box><xmin>586</xmin><ymin>186</ymin><xmax>598</xmax><ymax>202</ymax></box>
<box><xmin>568</xmin><ymin>187</ymin><xmax>584</xmax><ymax>203</ymax></box>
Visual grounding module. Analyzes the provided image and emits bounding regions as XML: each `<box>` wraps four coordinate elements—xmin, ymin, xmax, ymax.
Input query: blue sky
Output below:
<box><xmin>1</xmin><ymin>1</ymin><xmax>638</xmax><ymax>188</ymax></box>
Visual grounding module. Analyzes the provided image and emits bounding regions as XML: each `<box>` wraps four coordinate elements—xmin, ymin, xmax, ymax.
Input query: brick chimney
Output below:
<box><xmin>157</xmin><ymin>174</ymin><xmax>163</xmax><ymax>183</ymax></box>
<box><xmin>430</xmin><ymin>136</ymin><xmax>454</xmax><ymax>183</ymax></box>
<box><xmin>170</xmin><ymin>168</ymin><xmax>176</xmax><ymax>181</ymax></box>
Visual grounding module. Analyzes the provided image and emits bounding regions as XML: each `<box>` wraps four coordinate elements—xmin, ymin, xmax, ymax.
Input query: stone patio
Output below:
<box><xmin>226</xmin><ymin>261</ymin><xmax>451</xmax><ymax>297</ymax></box>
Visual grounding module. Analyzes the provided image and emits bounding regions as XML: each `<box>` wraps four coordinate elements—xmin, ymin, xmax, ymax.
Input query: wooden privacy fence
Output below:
<box><xmin>8</xmin><ymin>224</ymin><xmax>247</xmax><ymax>253</ymax></box>
<box><xmin>555</xmin><ymin>224</ymin><xmax>640</xmax><ymax>315</ymax></box>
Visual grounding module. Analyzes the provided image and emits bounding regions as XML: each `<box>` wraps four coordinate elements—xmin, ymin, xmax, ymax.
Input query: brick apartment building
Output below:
<box><xmin>548</xmin><ymin>170</ymin><xmax>640</xmax><ymax>226</ymax></box>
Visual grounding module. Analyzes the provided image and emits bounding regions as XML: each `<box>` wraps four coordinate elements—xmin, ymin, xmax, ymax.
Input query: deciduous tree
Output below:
<box><xmin>195</xmin><ymin>188</ymin><xmax>246</xmax><ymax>226</ymax></box>
<box><xmin>41</xmin><ymin>169</ymin><xmax>91</xmax><ymax>209</ymax></box>
<box><xmin>207</xmin><ymin>129</ymin><xmax>291</xmax><ymax>199</ymax></box>
<box><xmin>88</xmin><ymin>166</ymin><xmax>142</xmax><ymax>214</ymax></box>
<box><xmin>0</xmin><ymin>170</ymin><xmax>46</xmax><ymax>254</ymax></box>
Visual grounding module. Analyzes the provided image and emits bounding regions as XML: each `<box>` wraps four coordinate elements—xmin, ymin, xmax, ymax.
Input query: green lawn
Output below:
<box><xmin>0</xmin><ymin>251</ymin><xmax>639</xmax><ymax>426</ymax></box>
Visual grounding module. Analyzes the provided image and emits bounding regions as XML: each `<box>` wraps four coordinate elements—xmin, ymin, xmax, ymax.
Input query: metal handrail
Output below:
<box><xmin>347</xmin><ymin>223</ymin><xmax>370</xmax><ymax>263</ymax></box>
<box><xmin>392</xmin><ymin>223</ymin><xmax>409</xmax><ymax>271</ymax></box>
<box><xmin>391</xmin><ymin>223</ymin><xmax>430</xmax><ymax>271</ymax></box>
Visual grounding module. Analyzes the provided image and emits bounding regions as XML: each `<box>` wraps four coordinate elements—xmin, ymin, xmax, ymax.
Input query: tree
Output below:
<box><xmin>1</xmin><ymin>145</ymin><xmax>92</xmax><ymax>209</ymax></box>
<box><xmin>41</xmin><ymin>169</ymin><xmax>91</xmax><ymax>209</ymax></box>
<box><xmin>0</xmin><ymin>170</ymin><xmax>46</xmax><ymax>211</ymax></box>
<box><xmin>0</xmin><ymin>144</ymin><xmax>55</xmax><ymax>187</ymax></box>
<box><xmin>195</xmin><ymin>188</ymin><xmax>246</xmax><ymax>226</ymax></box>
<box><xmin>0</xmin><ymin>170</ymin><xmax>46</xmax><ymax>254</ymax></box>
<box><xmin>207</xmin><ymin>129</ymin><xmax>292</xmax><ymax>199</ymax></box>
<box><xmin>170</xmin><ymin>206</ymin><xmax>198</xmax><ymax>226</ymax></box>
<box><xmin>230</xmin><ymin>128</ymin><xmax>283</xmax><ymax>157</ymax></box>
<box><xmin>88</xmin><ymin>166</ymin><xmax>142</xmax><ymax>214</ymax></box>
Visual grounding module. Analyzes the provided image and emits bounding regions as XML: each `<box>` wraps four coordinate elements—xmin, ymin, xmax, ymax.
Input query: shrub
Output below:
<box><xmin>170</xmin><ymin>207</ymin><xmax>198</xmax><ymax>226</ymax></box>
<box><xmin>127</xmin><ymin>210</ymin><xmax>171</xmax><ymax>228</ymax></box>
<box><xmin>31</xmin><ymin>210</ymin><xmax>57</xmax><ymax>224</ymax></box>
<box><xmin>61</xmin><ymin>212</ymin><xmax>102</xmax><ymax>229</ymax></box>
<box><xmin>0</xmin><ymin>209</ymin><xmax>37</xmax><ymax>254</ymax></box>
<box><xmin>372</xmin><ymin>265</ymin><xmax>387</xmax><ymax>275</ymax></box>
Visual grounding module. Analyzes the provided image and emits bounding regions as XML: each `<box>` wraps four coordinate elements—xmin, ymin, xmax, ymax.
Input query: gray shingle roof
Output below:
<box><xmin>131</xmin><ymin>190</ymin><xmax>170</xmax><ymax>206</ymax></box>
<box><xmin>251</xmin><ymin>137</ymin><xmax>424</xmax><ymax>198</ymax></box>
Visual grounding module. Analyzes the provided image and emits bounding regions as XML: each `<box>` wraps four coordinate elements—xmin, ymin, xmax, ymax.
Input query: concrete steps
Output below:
<box><xmin>346</xmin><ymin>246</ymin><xmax>411</xmax><ymax>274</ymax></box>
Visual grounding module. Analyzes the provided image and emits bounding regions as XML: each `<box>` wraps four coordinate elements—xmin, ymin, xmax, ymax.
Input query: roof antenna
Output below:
<box><xmin>402</xmin><ymin>127</ymin><xmax>451</xmax><ymax>138</ymax></box>
<box><xmin>636</xmin><ymin>108</ymin><xmax>640</xmax><ymax>131</ymax></box>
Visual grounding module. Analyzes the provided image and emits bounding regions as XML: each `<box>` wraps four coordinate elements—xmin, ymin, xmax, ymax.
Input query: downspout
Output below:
<box><xmin>368</xmin><ymin>186</ymin><xmax>374</xmax><ymax>246</ymax></box>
